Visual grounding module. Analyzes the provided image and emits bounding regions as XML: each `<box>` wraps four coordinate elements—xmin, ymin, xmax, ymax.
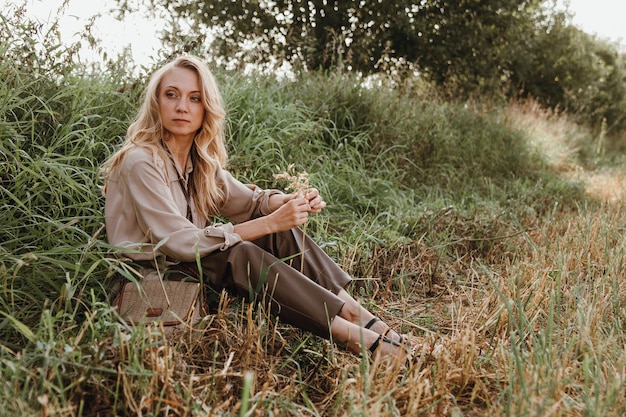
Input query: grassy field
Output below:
<box><xmin>2</xmin><ymin>10</ymin><xmax>626</xmax><ymax>416</ymax></box>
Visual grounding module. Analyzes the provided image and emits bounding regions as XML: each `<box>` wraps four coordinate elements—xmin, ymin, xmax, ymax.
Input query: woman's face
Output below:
<box><xmin>158</xmin><ymin>67</ymin><xmax>205</xmax><ymax>143</ymax></box>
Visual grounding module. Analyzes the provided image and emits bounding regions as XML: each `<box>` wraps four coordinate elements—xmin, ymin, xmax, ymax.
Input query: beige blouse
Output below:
<box><xmin>104</xmin><ymin>146</ymin><xmax>282</xmax><ymax>263</ymax></box>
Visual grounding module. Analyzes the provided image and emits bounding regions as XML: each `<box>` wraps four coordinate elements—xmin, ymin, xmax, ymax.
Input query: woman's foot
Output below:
<box><xmin>368</xmin><ymin>333</ymin><xmax>407</xmax><ymax>362</ymax></box>
<box><xmin>364</xmin><ymin>316</ymin><xmax>407</xmax><ymax>346</ymax></box>
<box><xmin>331</xmin><ymin>316</ymin><xmax>406</xmax><ymax>362</ymax></box>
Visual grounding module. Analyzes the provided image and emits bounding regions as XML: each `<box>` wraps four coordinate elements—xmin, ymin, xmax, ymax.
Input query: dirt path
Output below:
<box><xmin>570</xmin><ymin>168</ymin><xmax>626</xmax><ymax>203</ymax></box>
<box><xmin>505</xmin><ymin>102</ymin><xmax>626</xmax><ymax>204</ymax></box>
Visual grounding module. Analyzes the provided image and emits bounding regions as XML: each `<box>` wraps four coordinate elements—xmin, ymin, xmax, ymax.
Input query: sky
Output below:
<box><xmin>563</xmin><ymin>0</ymin><xmax>626</xmax><ymax>45</ymax></box>
<box><xmin>18</xmin><ymin>0</ymin><xmax>161</xmax><ymax>66</ymax></box>
<box><xmin>12</xmin><ymin>0</ymin><xmax>626</xmax><ymax>68</ymax></box>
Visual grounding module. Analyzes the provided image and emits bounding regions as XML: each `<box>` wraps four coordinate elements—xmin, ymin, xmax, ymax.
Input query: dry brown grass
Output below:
<box><xmin>90</xmin><ymin>102</ymin><xmax>626</xmax><ymax>416</ymax></box>
<box><xmin>112</xmin><ymin>197</ymin><xmax>624</xmax><ymax>416</ymax></box>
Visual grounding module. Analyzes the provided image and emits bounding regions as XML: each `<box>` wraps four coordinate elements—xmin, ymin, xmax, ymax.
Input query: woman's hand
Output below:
<box><xmin>235</xmin><ymin>189</ymin><xmax>327</xmax><ymax>241</ymax></box>
<box><xmin>268</xmin><ymin>189</ymin><xmax>326</xmax><ymax>232</ymax></box>
<box><xmin>269</xmin><ymin>189</ymin><xmax>327</xmax><ymax>214</ymax></box>
<box><xmin>304</xmin><ymin>188</ymin><xmax>326</xmax><ymax>213</ymax></box>
<box><xmin>269</xmin><ymin>196</ymin><xmax>311</xmax><ymax>231</ymax></box>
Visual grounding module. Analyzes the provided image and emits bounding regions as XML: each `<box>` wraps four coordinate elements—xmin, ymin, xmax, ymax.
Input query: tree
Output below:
<box><xmin>116</xmin><ymin>0</ymin><xmax>546</xmax><ymax>86</ymax></box>
<box><xmin>114</xmin><ymin>0</ymin><xmax>626</xmax><ymax>135</ymax></box>
<box><xmin>510</xmin><ymin>17</ymin><xmax>626</xmax><ymax>134</ymax></box>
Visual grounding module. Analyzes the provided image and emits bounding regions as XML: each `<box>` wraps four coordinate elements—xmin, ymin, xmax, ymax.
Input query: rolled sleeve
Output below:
<box><xmin>204</xmin><ymin>223</ymin><xmax>242</xmax><ymax>250</ymax></box>
<box><xmin>248</xmin><ymin>184</ymin><xmax>282</xmax><ymax>216</ymax></box>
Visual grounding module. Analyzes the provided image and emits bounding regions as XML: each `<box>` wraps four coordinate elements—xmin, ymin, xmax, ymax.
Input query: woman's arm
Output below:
<box><xmin>268</xmin><ymin>192</ymin><xmax>293</xmax><ymax>212</ymax></box>
<box><xmin>234</xmin><ymin>189</ymin><xmax>327</xmax><ymax>242</ymax></box>
<box><xmin>106</xmin><ymin>148</ymin><xmax>245</xmax><ymax>262</ymax></box>
<box><xmin>234</xmin><ymin>195</ymin><xmax>309</xmax><ymax>241</ymax></box>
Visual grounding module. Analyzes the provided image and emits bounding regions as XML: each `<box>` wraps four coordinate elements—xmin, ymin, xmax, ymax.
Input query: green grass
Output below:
<box><xmin>2</xmin><ymin>6</ymin><xmax>626</xmax><ymax>416</ymax></box>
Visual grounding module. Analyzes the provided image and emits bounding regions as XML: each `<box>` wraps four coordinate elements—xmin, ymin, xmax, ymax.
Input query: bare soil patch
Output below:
<box><xmin>504</xmin><ymin>100</ymin><xmax>626</xmax><ymax>203</ymax></box>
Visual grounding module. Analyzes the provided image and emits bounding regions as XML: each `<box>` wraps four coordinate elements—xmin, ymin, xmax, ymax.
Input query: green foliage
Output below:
<box><xmin>118</xmin><ymin>0</ymin><xmax>545</xmax><ymax>83</ymax></box>
<box><xmin>2</xmin><ymin>4</ymin><xmax>619</xmax><ymax>416</ymax></box>
<box><xmin>0</xmin><ymin>2</ymin><xmax>581</xmax><ymax>348</ymax></box>
<box><xmin>511</xmin><ymin>19</ymin><xmax>626</xmax><ymax>136</ymax></box>
<box><xmin>117</xmin><ymin>0</ymin><xmax>626</xmax><ymax>140</ymax></box>
<box><xmin>216</xmin><ymin>69</ymin><xmax>585</xmax><ymax>271</ymax></box>
<box><xmin>0</xmin><ymin>4</ymin><xmax>138</xmax><ymax>348</ymax></box>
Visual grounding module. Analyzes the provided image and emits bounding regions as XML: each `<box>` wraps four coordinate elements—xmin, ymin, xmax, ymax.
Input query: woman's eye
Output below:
<box><xmin>191</xmin><ymin>96</ymin><xmax>202</xmax><ymax>102</ymax></box>
<box><xmin>165</xmin><ymin>91</ymin><xmax>177</xmax><ymax>98</ymax></box>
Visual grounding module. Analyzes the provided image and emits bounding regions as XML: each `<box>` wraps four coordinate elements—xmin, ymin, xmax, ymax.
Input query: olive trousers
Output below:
<box><xmin>176</xmin><ymin>228</ymin><xmax>351</xmax><ymax>339</ymax></box>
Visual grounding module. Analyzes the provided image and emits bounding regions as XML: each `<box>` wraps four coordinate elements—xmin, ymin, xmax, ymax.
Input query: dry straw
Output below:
<box><xmin>274</xmin><ymin>164</ymin><xmax>311</xmax><ymax>272</ymax></box>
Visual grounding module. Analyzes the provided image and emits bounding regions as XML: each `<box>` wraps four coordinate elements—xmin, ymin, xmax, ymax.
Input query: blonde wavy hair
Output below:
<box><xmin>102</xmin><ymin>55</ymin><xmax>227</xmax><ymax>223</ymax></box>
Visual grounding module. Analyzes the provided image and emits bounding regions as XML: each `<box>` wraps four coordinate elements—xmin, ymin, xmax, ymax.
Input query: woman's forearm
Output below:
<box><xmin>234</xmin><ymin>196</ymin><xmax>311</xmax><ymax>241</ymax></box>
<box><xmin>268</xmin><ymin>193</ymin><xmax>292</xmax><ymax>213</ymax></box>
<box><xmin>233</xmin><ymin>216</ymin><xmax>276</xmax><ymax>242</ymax></box>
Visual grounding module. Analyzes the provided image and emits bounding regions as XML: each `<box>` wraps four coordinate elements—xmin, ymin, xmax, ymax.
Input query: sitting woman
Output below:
<box><xmin>102</xmin><ymin>54</ymin><xmax>407</xmax><ymax>362</ymax></box>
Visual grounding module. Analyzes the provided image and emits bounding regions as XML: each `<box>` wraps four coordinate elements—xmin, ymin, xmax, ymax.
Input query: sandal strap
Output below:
<box><xmin>364</xmin><ymin>316</ymin><xmax>382</xmax><ymax>330</ymax></box>
<box><xmin>368</xmin><ymin>334</ymin><xmax>383</xmax><ymax>354</ymax></box>
<box><xmin>384</xmin><ymin>327</ymin><xmax>405</xmax><ymax>345</ymax></box>
<box><xmin>369</xmin><ymin>334</ymin><xmax>403</xmax><ymax>355</ymax></box>
<box><xmin>369</xmin><ymin>317</ymin><xmax>404</xmax><ymax>345</ymax></box>
<box><xmin>365</xmin><ymin>317</ymin><xmax>408</xmax><ymax>355</ymax></box>
<box><xmin>385</xmin><ymin>336</ymin><xmax>403</xmax><ymax>348</ymax></box>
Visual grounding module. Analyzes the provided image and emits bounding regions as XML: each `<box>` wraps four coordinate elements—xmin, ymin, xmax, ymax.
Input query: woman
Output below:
<box><xmin>102</xmin><ymin>55</ymin><xmax>407</xmax><ymax>362</ymax></box>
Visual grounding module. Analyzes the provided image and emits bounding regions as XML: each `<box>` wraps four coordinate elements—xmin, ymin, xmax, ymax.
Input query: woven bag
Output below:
<box><xmin>115</xmin><ymin>270</ymin><xmax>201</xmax><ymax>333</ymax></box>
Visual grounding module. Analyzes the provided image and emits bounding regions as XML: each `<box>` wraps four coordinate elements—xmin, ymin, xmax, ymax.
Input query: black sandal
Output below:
<box><xmin>364</xmin><ymin>316</ymin><xmax>405</xmax><ymax>345</ymax></box>
<box><xmin>368</xmin><ymin>334</ymin><xmax>404</xmax><ymax>357</ymax></box>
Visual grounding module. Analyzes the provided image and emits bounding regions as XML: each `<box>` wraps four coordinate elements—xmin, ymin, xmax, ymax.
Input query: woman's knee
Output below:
<box><xmin>229</xmin><ymin>240</ymin><xmax>264</xmax><ymax>258</ymax></box>
<box><xmin>227</xmin><ymin>241</ymin><xmax>280</xmax><ymax>276</ymax></box>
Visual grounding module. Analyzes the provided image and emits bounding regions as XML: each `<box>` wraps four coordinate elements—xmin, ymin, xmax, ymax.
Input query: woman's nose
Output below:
<box><xmin>176</xmin><ymin>99</ymin><xmax>188</xmax><ymax>112</ymax></box>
